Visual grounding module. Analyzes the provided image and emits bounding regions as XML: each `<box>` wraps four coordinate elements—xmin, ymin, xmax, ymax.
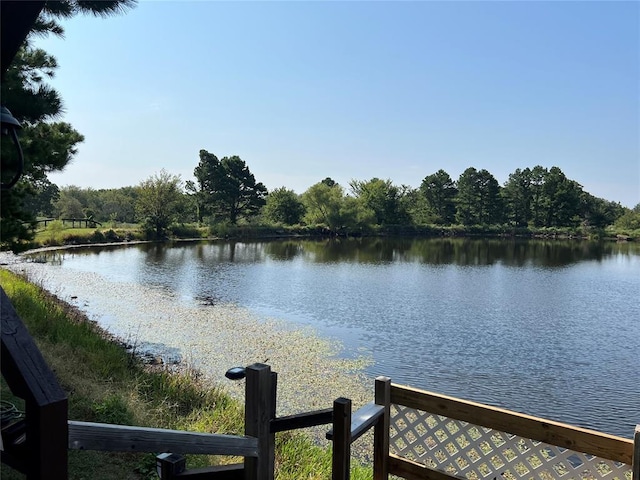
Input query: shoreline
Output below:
<box><xmin>0</xmin><ymin>249</ymin><xmax>373</xmax><ymax>420</ymax></box>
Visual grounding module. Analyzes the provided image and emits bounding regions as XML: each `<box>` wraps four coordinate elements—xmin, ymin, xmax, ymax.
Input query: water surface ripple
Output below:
<box><xmin>20</xmin><ymin>238</ymin><xmax>640</xmax><ymax>438</ymax></box>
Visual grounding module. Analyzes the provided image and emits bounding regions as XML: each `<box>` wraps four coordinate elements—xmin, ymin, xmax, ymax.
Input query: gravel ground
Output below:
<box><xmin>1</xmin><ymin>250</ymin><xmax>374</xmax><ymax>450</ymax></box>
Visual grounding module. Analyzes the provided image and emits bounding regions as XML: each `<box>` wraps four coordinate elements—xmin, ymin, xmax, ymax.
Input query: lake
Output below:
<box><xmin>27</xmin><ymin>237</ymin><xmax>640</xmax><ymax>437</ymax></box>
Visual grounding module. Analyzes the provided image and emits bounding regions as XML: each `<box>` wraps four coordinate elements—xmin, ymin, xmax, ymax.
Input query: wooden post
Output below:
<box><xmin>373</xmin><ymin>377</ymin><xmax>391</xmax><ymax>480</ymax></box>
<box><xmin>1</xmin><ymin>287</ymin><xmax>68</xmax><ymax>480</ymax></box>
<box><xmin>632</xmin><ymin>425</ymin><xmax>639</xmax><ymax>480</ymax></box>
<box><xmin>332</xmin><ymin>397</ymin><xmax>352</xmax><ymax>480</ymax></box>
<box><xmin>244</xmin><ymin>364</ymin><xmax>276</xmax><ymax>480</ymax></box>
<box><xmin>27</xmin><ymin>400</ymin><xmax>68</xmax><ymax>479</ymax></box>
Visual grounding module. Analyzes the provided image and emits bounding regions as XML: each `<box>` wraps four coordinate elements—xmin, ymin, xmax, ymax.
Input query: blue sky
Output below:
<box><xmin>38</xmin><ymin>1</ymin><xmax>639</xmax><ymax>207</ymax></box>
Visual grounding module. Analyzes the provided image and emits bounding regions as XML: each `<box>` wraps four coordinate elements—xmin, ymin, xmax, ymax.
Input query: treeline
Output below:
<box><xmin>14</xmin><ymin>150</ymin><xmax>640</xmax><ymax>243</ymax></box>
<box><xmin>3</xmin><ymin>1</ymin><xmax>638</xmax><ymax>250</ymax></box>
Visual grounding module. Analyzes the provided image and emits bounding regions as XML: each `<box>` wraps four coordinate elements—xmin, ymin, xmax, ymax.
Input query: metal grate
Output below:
<box><xmin>389</xmin><ymin>404</ymin><xmax>632</xmax><ymax>480</ymax></box>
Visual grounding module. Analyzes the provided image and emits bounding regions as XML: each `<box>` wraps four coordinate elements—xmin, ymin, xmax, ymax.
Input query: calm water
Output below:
<box><xmin>33</xmin><ymin>238</ymin><xmax>639</xmax><ymax>437</ymax></box>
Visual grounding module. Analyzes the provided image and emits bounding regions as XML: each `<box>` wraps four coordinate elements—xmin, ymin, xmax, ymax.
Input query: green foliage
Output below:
<box><xmin>502</xmin><ymin>167</ymin><xmax>532</xmax><ymax>227</ymax></box>
<box><xmin>93</xmin><ymin>394</ymin><xmax>135</xmax><ymax>425</ymax></box>
<box><xmin>580</xmin><ymin>193</ymin><xmax>624</xmax><ymax>230</ymax></box>
<box><xmin>0</xmin><ymin>184</ymin><xmax>36</xmax><ymax>250</ymax></box>
<box><xmin>136</xmin><ymin>170</ymin><xmax>183</xmax><ymax>240</ymax></box>
<box><xmin>420</xmin><ymin>170</ymin><xmax>457</xmax><ymax>225</ymax></box>
<box><xmin>541</xmin><ymin>166</ymin><xmax>582</xmax><ymax>227</ymax></box>
<box><xmin>455</xmin><ymin>168</ymin><xmax>503</xmax><ymax>226</ymax></box>
<box><xmin>614</xmin><ymin>203</ymin><xmax>640</xmax><ymax>235</ymax></box>
<box><xmin>301</xmin><ymin>180</ymin><xmax>346</xmax><ymax>229</ymax></box>
<box><xmin>169</xmin><ymin>223</ymin><xmax>206</xmax><ymax>239</ymax></box>
<box><xmin>1</xmin><ymin>47</ymin><xmax>84</xmax><ymax>249</ymax></box>
<box><xmin>1</xmin><ymin>1</ymin><xmax>135</xmax><ymax>250</ymax></box>
<box><xmin>22</xmin><ymin>177</ymin><xmax>59</xmax><ymax>217</ymax></box>
<box><xmin>193</xmin><ymin>150</ymin><xmax>268</xmax><ymax>224</ymax></box>
<box><xmin>349</xmin><ymin>178</ymin><xmax>409</xmax><ymax>225</ymax></box>
<box><xmin>263</xmin><ymin>187</ymin><xmax>306</xmax><ymax>225</ymax></box>
<box><xmin>45</xmin><ymin>219</ymin><xmax>64</xmax><ymax>245</ymax></box>
<box><xmin>90</xmin><ymin>229</ymin><xmax>105</xmax><ymax>243</ymax></box>
<box><xmin>104</xmin><ymin>228</ymin><xmax>122</xmax><ymax>242</ymax></box>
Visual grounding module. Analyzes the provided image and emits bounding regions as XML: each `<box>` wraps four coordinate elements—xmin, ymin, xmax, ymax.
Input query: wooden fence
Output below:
<box><xmin>34</xmin><ymin>218</ymin><xmax>102</xmax><ymax>228</ymax></box>
<box><xmin>1</xmin><ymin>286</ymin><xmax>638</xmax><ymax>479</ymax></box>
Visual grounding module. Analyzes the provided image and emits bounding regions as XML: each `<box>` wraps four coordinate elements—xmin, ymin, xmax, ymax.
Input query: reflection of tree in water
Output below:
<box><xmin>28</xmin><ymin>237</ymin><xmax>639</xmax><ymax>270</ymax></box>
<box><xmin>263</xmin><ymin>241</ymin><xmax>304</xmax><ymax>260</ymax></box>
<box><xmin>291</xmin><ymin>237</ymin><xmax>416</xmax><ymax>264</ymax></box>
<box><xmin>257</xmin><ymin>237</ymin><xmax>640</xmax><ymax>268</ymax></box>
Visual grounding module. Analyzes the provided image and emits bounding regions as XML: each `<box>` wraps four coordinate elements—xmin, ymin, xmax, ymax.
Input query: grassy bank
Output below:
<box><xmin>13</xmin><ymin>219</ymin><xmax>636</xmax><ymax>253</ymax></box>
<box><xmin>0</xmin><ymin>269</ymin><xmax>372</xmax><ymax>479</ymax></box>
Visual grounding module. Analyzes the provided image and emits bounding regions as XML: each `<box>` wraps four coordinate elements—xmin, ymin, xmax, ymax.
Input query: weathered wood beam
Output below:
<box><xmin>68</xmin><ymin>421</ymin><xmax>258</xmax><ymax>457</ymax></box>
<box><xmin>270</xmin><ymin>408</ymin><xmax>333</xmax><ymax>433</ymax></box>
<box><xmin>389</xmin><ymin>453</ymin><xmax>457</xmax><ymax>480</ymax></box>
<box><xmin>326</xmin><ymin>402</ymin><xmax>384</xmax><ymax>442</ymax></box>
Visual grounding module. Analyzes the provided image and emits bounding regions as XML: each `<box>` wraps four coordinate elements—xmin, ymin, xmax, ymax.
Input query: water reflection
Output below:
<box><xmin>31</xmin><ymin>238</ymin><xmax>639</xmax><ymax>268</ymax></box>
<box><xmin>258</xmin><ymin>237</ymin><xmax>636</xmax><ymax>267</ymax></box>
<box><xmin>26</xmin><ymin>237</ymin><xmax>640</xmax><ymax>437</ymax></box>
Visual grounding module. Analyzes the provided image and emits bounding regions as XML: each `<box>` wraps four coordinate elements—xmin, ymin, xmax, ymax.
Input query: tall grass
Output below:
<box><xmin>0</xmin><ymin>270</ymin><xmax>372</xmax><ymax>479</ymax></box>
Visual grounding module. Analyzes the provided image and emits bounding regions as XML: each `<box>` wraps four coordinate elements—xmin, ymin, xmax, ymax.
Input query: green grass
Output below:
<box><xmin>0</xmin><ymin>270</ymin><xmax>373</xmax><ymax>479</ymax></box>
<box><xmin>32</xmin><ymin>223</ymin><xmax>146</xmax><ymax>247</ymax></box>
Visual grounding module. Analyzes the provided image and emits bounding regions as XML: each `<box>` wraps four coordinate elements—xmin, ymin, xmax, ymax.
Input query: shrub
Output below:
<box><xmin>104</xmin><ymin>229</ymin><xmax>121</xmax><ymax>242</ymax></box>
<box><xmin>90</xmin><ymin>230</ymin><xmax>105</xmax><ymax>243</ymax></box>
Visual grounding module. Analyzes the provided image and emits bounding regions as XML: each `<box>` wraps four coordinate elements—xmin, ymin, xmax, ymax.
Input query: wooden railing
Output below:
<box><xmin>324</xmin><ymin>380</ymin><xmax>638</xmax><ymax>480</ymax></box>
<box><xmin>1</xmin><ymin>287</ymin><xmax>68</xmax><ymax>478</ymax></box>
<box><xmin>33</xmin><ymin>218</ymin><xmax>102</xmax><ymax>228</ymax></box>
<box><xmin>379</xmin><ymin>383</ymin><xmax>638</xmax><ymax>480</ymax></box>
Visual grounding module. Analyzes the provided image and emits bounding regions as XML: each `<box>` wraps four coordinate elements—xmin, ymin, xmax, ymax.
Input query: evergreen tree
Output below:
<box><xmin>1</xmin><ymin>0</ymin><xmax>135</xmax><ymax>249</ymax></box>
<box><xmin>193</xmin><ymin>150</ymin><xmax>267</xmax><ymax>224</ymax></box>
<box><xmin>420</xmin><ymin>170</ymin><xmax>457</xmax><ymax>225</ymax></box>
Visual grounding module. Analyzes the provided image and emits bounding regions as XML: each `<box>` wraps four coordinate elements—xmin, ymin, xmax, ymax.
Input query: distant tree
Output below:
<box><xmin>301</xmin><ymin>180</ymin><xmax>345</xmax><ymax>229</ymax></box>
<box><xmin>455</xmin><ymin>168</ymin><xmax>502</xmax><ymax>225</ymax></box>
<box><xmin>22</xmin><ymin>178</ymin><xmax>59</xmax><ymax>217</ymax></box>
<box><xmin>263</xmin><ymin>187</ymin><xmax>305</xmax><ymax>225</ymax></box>
<box><xmin>349</xmin><ymin>178</ymin><xmax>408</xmax><ymax>225</ymax></box>
<box><xmin>193</xmin><ymin>150</ymin><xmax>267</xmax><ymax>224</ymax></box>
<box><xmin>402</xmin><ymin>187</ymin><xmax>430</xmax><ymax>225</ymax></box>
<box><xmin>580</xmin><ymin>194</ymin><xmax>624</xmax><ymax>230</ymax></box>
<box><xmin>136</xmin><ymin>170</ymin><xmax>182</xmax><ymax>239</ymax></box>
<box><xmin>54</xmin><ymin>191</ymin><xmax>84</xmax><ymax>218</ymax></box>
<box><xmin>455</xmin><ymin>168</ymin><xmax>478</xmax><ymax>225</ymax></box>
<box><xmin>99</xmin><ymin>187</ymin><xmax>138</xmax><ymax>223</ymax></box>
<box><xmin>339</xmin><ymin>195</ymin><xmax>377</xmax><ymax>230</ymax></box>
<box><xmin>420</xmin><ymin>170</ymin><xmax>457</xmax><ymax>225</ymax></box>
<box><xmin>184</xmin><ymin>180</ymin><xmax>205</xmax><ymax>224</ymax></box>
<box><xmin>321</xmin><ymin>177</ymin><xmax>337</xmax><ymax>188</ymax></box>
<box><xmin>541</xmin><ymin>166</ymin><xmax>582</xmax><ymax>227</ymax></box>
<box><xmin>614</xmin><ymin>204</ymin><xmax>640</xmax><ymax>232</ymax></box>
<box><xmin>53</xmin><ymin>186</ymin><xmax>99</xmax><ymax>218</ymax></box>
<box><xmin>529</xmin><ymin>165</ymin><xmax>548</xmax><ymax>227</ymax></box>
<box><xmin>502</xmin><ymin>168</ymin><xmax>533</xmax><ymax>227</ymax></box>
